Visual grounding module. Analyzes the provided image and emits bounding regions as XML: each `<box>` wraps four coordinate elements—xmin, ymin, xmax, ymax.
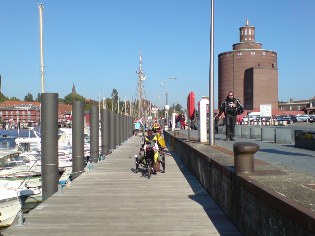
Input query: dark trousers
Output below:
<box><xmin>225</xmin><ymin>115</ymin><xmax>236</xmax><ymax>138</ymax></box>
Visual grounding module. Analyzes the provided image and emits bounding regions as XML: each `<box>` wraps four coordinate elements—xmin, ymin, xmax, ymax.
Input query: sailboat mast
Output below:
<box><xmin>39</xmin><ymin>3</ymin><xmax>45</xmax><ymax>93</ymax></box>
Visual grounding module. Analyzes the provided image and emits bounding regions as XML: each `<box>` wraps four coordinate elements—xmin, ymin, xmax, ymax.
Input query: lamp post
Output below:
<box><xmin>161</xmin><ymin>78</ymin><xmax>177</xmax><ymax>130</ymax></box>
<box><xmin>209</xmin><ymin>0</ymin><xmax>215</xmax><ymax>146</ymax></box>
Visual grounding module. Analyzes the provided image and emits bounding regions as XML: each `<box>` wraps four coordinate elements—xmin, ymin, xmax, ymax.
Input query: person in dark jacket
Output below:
<box><xmin>216</xmin><ymin>91</ymin><xmax>244</xmax><ymax>141</ymax></box>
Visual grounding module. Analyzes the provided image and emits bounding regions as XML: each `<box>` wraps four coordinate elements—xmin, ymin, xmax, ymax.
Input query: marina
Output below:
<box><xmin>0</xmin><ymin>126</ymin><xmax>86</xmax><ymax>229</ymax></box>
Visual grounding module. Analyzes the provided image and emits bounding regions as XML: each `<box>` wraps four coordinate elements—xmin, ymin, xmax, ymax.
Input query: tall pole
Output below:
<box><xmin>161</xmin><ymin>78</ymin><xmax>176</xmax><ymax>129</ymax></box>
<box><xmin>124</xmin><ymin>98</ymin><xmax>127</xmax><ymax>115</ymax></box>
<box><xmin>165</xmin><ymin>91</ymin><xmax>169</xmax><ymax>128</ymax></box>
<box><xmin>209</xmin><ymin>0</ymin><xmax>215</xmax><ymax>146</ymax></box>
<box><xmin>136</xmin><ymin>52</ymin><xmax>145</xmax><ymax>118</ymax></box>
<box><xmin>130</xmin><ymin>100</ymin><xmax>133</xmax><ymax>116</ymax></box>
<box><xmin>39</xmin><ymin>3</ymin><xmax>45</xmax><ymax>93</ymax></box>
<box><xmin>98</xmin><ymin>92</ymin><xmax>101</xmax><ymax>118</ymax></box>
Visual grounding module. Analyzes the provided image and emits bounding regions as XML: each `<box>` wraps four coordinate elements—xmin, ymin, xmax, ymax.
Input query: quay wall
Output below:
<box><xmin>164</xmin><ymin>131</ymin><xmax>315</xmax><ymax>236</ymax></box>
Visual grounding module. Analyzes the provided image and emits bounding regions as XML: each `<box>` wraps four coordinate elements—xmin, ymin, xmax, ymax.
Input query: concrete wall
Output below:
<box><xmin>164</xmin><ymin>132</ymin><xmax>315</xmax><ymax>236</ymax></box>
<box><xmin>275</xmin><ymin>128</ymin><xmax>293</xmax><ymax>144</ymax></box>
<box><xmin>241</xmin><ymin>126</ymin><xmax>251</xmax><ymax>139</ymax></box>
<box><xmin>250</xmin><ymin>126</ymin><xmax>262</xmax><ymax>140</ymax></box>
<box><xmin>261</xmin><ymin>127</ymin><xmax>276</xmax><ymax>142</ymax></box>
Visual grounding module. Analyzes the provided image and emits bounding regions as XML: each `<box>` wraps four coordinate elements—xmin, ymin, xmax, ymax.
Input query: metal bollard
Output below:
<box><xmin>56</xmin><ymin>183</ymin><xmax>64</xmax><ymax>196</ymax></box>
<box><xmin>15</xmin><ymin>210</ymin><xmax>25</xmax><ymax>227</ymax></box>
<box><xmin>233</xmin><ymin>142</ymin><xmax>259</xmax><ymax>175</ymax></box>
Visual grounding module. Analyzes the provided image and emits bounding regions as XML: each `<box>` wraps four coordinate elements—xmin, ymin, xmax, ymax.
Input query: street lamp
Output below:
<box><xmin>161</xmin><ymin>78</ymin><xmax>177</xmax><ymax>130</ymax></box>
<box><xmin>209</xmin><ymin>0</ymin><xmax>215</xmax><ymax>146</ymax></box>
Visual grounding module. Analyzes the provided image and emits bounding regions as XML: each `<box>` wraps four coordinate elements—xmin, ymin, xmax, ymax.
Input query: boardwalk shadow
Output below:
<box><xmin>169</xmin><ymin>147</ymin><xmax>240</xmax><ymax>235</ymax></box>
<box><xmin>130</xmin><ymin>167</ymin><xmax>151</xmax><ymax>179</ymax></box>
<box><xmin>259</xmin><ymin>148</ymin><xmax>314</xmax><ymax>157</ymax></box>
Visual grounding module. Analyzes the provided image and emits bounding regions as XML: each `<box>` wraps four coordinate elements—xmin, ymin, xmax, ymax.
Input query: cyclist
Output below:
<box><xmin>137</xmin><ymin>129</ymin><xmax>165</xmax><ymax>173</ymax></box>
<box><xmin>155</xmin><ymin>128</ymin><xmax>166</xmax><ymax>149</ymax></box>
<box><xmin>153</xmin><ymin>120</ymin><xmax>160</xmax><ymax>133</ymax></box>
<box><xmin>155</xmin><ymin>128</ymin><xmax>166</xmax><ymax>172</ymax></box>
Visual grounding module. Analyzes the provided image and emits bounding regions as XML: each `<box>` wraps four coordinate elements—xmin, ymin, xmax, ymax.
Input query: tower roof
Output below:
<box><xmin>233</xmin><ymin>19</ymin><xmax>262</xmax><ymax>50</ymax></box>
<box><xmin>72</xmin><ymin>83</ymin><xmax>76</xmax><ymax>94</ymax></box>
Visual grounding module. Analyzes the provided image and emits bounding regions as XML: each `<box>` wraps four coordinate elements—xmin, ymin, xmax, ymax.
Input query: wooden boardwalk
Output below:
<box><xmin>3</xmin><ymin>136</ymin><xmax>240</xmax><ymax>236</ymax></box>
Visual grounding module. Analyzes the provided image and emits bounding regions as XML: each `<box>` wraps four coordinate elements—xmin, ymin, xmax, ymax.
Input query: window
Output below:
<box><xmin>245</xmin><ymin>29</ymin><xmax>247</xmax><ymax>35</ymax></box>
<box><xmin>263</xmin><ymin>52</ymin><xmax>266</xmax><ymax>56</ymax></box>
<box><xmin>249</xmin><ymin>29</ymin><xmax>251</xmax><ymax>35</ymax></box>
<box><xmin>297</xmin><ymin>106</ymin><xmax>301</xmax><ymax>110</ymax></box>
<box><xmin>251</xmin><ymin>52</ymin><xmax>255</xmax><ymax>55</ymax></box>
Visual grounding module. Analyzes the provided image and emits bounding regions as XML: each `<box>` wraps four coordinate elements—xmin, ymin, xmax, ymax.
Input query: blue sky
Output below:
<box><xmin>0</xmin><ymin>0</ymin><xmax>314</xmax><ymax>109</ymax></box>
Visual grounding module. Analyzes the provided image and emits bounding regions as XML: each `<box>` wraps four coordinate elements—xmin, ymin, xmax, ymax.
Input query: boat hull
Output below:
<box><xmin>0</xmin><ymin>190</ymin><xmax>21</xmax><ymax>228</ymax></box>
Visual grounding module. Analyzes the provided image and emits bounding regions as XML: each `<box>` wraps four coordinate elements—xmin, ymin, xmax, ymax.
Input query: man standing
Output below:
<box><xmin>216</xmin><ymin>91</ymin><xmax>243</xmax><ymax>141</ymax></box>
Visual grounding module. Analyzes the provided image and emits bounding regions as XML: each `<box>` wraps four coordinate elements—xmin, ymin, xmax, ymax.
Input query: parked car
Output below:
<box><xmin>242</xmin><ymin>116</ymin><xmax>255</xmax><ymax>123</ymax></box>
<box><xmin>260</xmin><ymin>116</ymin><xmax>272</xmax><ymax>122</ymax></box>
<box><xmin>295</xmin><ymin>115</ymin><xmax>310</xmax><ymax>122</ymax></box>
<box><xmin>275</xmin><ymin>115</ymin><xmax>297</xmax><ymax>124</ymax></box>
<box><xmin>309</xmin><ymin>115</ymin><xmax>315</xmax><ymax>123</ymax></box>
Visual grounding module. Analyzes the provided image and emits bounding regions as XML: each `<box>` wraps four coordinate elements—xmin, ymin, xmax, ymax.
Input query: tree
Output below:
<box><xmin>105</xmin><ymin>98</ymin><xmax>112</xmax><ymax>111</ymax></box>
<box><xmin>111</xmin><ymin>89</ymin><xmax>119</xmax><ymax>112</ymax></box>
<box><xmin>9</xmin><ymin>96</ymin><xmax>20</xmax><ymax>101</ymax></box>
<box><xmin>0</xmin><ymin>92</ymin><xmax>7</xmax><ymax>102</ymax></box>
<box><xmin>58</xmin><ymin>98</ymin><xmax>65</xmax><ymax>103</ymax></box>
<box><xmin>35</xmin><ymin>93</ymin><xmax>41</xmax><ymax>102</ymax></box>
<box><xmin>24</xmin><ymin>93</ymin><xmax>34</xmax><ymax>102</ymax></box>
<box><xmin>84</xmin><ymin>99</ymin><xmax>97</xmax><ymax>111</ymax></box>
<box><xmin>170</xmin><ymin>103</ymin><xmax>183</xmax><ymax>114</ymax></box>
<box><xmin>64</xmin><ymin>92</ymin><xmax>85</xmax><ymax>105</ymax></box>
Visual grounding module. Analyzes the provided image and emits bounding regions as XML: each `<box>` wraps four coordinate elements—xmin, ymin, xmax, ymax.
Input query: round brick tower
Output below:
<box><xmin>218</xmin><ymin>19</ymin><xmax>278</xmax><ymax>111</ymax></box>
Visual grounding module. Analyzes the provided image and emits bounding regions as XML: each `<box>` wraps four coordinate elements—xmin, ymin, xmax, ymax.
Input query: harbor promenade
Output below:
<box><xmin>184</xmin><ymin>129</ymin><xmax>315</xmax><ymax>177</ymax></box>
<box><xmin>175</xmin><ymin>129</ymin><xmax>315</xmax><ymax>213</ymax></box>
<box><xmin>2</xmin><ymin>135</ymin><xmax>241</xmax><ymax>236</ymax></box>
<box><xmin>163</xmin><ymin>128</ymin><xmax>315</xmax><ymax>235</ymax></box>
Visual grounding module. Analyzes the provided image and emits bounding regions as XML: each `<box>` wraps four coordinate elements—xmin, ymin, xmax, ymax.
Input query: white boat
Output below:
<box><xmin>0</xmin><ymin>170</ymin><xmax>42</xmax><ymax>190</ymax></box>
<box><xmin>15</xmin><ymin>128</ymin><xmax>41</xmax><ymax>153</ymax></box>
<box><xmin>0</xmin><ymin>149</ymin><xmax>41</xmax><ymax>175</ymax></box>
<box><xmin>0</xmin><ymin>189</ymin><xmax>21</xmax><ymax>228</ymax></box>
